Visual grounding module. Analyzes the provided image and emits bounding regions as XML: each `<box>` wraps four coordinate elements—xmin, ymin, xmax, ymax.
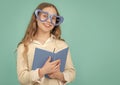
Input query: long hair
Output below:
<box><xmin>18</xmin><ymin>2</ymin><xmax>63</xmax><ymax>62</ymax></box>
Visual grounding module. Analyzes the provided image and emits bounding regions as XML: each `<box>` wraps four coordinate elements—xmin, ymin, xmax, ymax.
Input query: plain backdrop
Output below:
<box><xmin>0</xmin><ymin>0</ymin><xmax>120</xmax><ymax>85</ymax></box>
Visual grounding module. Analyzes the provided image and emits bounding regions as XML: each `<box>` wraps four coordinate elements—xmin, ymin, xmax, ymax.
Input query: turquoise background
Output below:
<box><xmin>0</xmin><ymin>0</ymin><xmax>120</xmax><ymax>85</ymax></box>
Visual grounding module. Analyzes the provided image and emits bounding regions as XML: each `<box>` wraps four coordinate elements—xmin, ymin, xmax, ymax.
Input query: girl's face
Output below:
<box><xmin>36</xmin><ymin>7</ymin><xmax>57</xmax><ymax>33</ymax></box>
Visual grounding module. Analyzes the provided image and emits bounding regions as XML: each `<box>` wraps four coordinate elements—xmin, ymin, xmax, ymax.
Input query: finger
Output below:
<box><xmin>51</xmin><ymin>61</ymin><xmax>61</xmax><ymax>69</ymax></box>
<box><xmin>57</xmin><ymin>63</ymin><xmax>61</xmax><ymax>68</ymax></box>
<box><xmin>51</xmin><ymin>59</ymin><xmax>60</xmax><ymax>65</ymax></box>
<box><xmin>46</xmin><ymin>56</ymin><xmax>51</xmax><ymax>62</ymax></box>
<box><xmin>56</xmin><ymin>59</ymin><xmax>61</xmax><ymax>63</ymax></box>
<box><xmin>57</xmin><ymin>60</ymin><xmax>61</xmax><ymax>65</ymax></box>
<box><xmin>54</xmin><ymin>64</ymin><xmax>60</xmax><ymax>71</ymax></box>
<box><xmin>48</xmin><ymin>74</ymin><xmax>54</xmax><ymax>78</ymax></box>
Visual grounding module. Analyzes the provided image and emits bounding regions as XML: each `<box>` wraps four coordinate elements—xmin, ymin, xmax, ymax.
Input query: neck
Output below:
<box><xmin>35</xmin><ymin>31</ymin><xmax>51</xmax><ymax>44</ymax></box>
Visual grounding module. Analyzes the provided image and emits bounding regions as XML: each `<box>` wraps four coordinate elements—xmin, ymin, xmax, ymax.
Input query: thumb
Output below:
<box><xmin>46</xmin><ymin>56</ymin><xmax>51</xmax><ymax>62</ymax></box>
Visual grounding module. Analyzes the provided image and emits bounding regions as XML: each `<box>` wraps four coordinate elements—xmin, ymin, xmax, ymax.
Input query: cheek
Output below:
<box><xmin>51</xmin><ymin>25</ymin><xmax>55</xmax><ymax>29</ymax></box>
<box><xmin>37</xmin><ymin>21</ymin><xmax>42</xmax><ymax>27</ymax></box>
<box><xmin>37</xmin><ymin>20</ymin><xmax>55</xmax><ymax>30</ymax></box>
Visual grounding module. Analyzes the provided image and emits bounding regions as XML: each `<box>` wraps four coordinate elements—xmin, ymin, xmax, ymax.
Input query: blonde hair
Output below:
<box><xmin>18</xmin><ymin>2</ymin><xmax>63</xmax><ymax>62</ymax></box>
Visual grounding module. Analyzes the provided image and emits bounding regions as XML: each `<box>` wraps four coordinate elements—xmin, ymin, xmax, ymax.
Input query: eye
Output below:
<box><xmin>40</xmin><ymin>13</ymin><xmax>47</xmax><ymax>18</ymax></box>
<box><xmin>52</xmin><ymin>16</ymin><xmax>56</xmax><ymax>21</ymax></box>
<box><xmin>43</xmin><ymin>14</ymin><xmax>48</xmax><ymax>18</ymax></box>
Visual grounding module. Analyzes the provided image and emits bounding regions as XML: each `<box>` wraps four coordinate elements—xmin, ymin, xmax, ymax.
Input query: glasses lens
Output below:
<box><xmin>36</xmin><ymin>10</ymin><xmax>48</xmax><ymax>22</ymax></box>
<box><xmin>54</xmin><ymin>16</ymin><xmax>64</xmax><ymax>26</ymax></box>
<box><xmin>51</xmin><ymin>16</ymin><xmax>63</xmax><ymax>26</ymax></box>
<box><xmin>51</xmin><ymin>15</ymin><xmax>57</xmax><ymax>25</ymax></box>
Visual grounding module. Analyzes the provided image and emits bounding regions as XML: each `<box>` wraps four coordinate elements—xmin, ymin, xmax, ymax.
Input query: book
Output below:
<box><xmin>32</xmin><ymin>47</ymin><xmax>69</xmax><ymax>77</ymax></box>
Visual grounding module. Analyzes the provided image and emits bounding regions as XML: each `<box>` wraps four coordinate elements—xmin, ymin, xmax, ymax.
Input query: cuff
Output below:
<box><xmin>31</xmin><ymin>68</ymin><xmax>44</xmax><ymax>83</ymax></box>
<box><xmin>63</xmin><ymin>72</ymin><xmax>69</xmax><ymax>84</ymax></box>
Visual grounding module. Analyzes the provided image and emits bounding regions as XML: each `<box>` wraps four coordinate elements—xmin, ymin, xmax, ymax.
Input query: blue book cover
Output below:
<box><xmin>32</xmin><ymin>47</ymin><xmax>69</xmax><ymax>77</ymax></box>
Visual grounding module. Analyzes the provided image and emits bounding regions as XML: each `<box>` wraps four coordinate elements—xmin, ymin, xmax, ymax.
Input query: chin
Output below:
<box><xmin>43</xmin><ymin>26</ymin><xmax>53</xmax><ymax>31</ymax></box>
<box><xmin>38</xmin><ymin>23</ymin><xmax>54</xmax><ymax>32</ymax></box>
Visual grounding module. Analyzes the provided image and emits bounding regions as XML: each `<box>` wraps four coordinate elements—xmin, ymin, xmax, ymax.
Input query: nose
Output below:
<box><xmin>46</xmin><ymin>15</ymin><xmax>51</xmax><ymax>22</ymax></box>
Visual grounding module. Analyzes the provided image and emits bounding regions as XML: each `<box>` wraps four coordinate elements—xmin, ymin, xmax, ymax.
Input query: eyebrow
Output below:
<box><xmin>42</xmin><ymin>10</ymin><xmax>57</xmax><ymax>16</ymax></box>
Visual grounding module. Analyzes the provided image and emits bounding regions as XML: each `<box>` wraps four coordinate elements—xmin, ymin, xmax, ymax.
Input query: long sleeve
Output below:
<box><xmin>17</xmin><ymin>44</ymin><xmax>44</xmax><ymax>85</ymax></box>
<box><xmin>17</xmin><ymin>38</ymin><xmax>76</xmax><ymax>85</ymax></box>
<box><xmin>63</xmin><ymin>49</ymin><xmax>76</xmax><ymax>84</ymax></box>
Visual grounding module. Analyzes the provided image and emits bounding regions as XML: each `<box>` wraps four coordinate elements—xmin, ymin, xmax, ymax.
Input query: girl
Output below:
<box><xmin>17</xmin><ymin>2</ymin><xmax>75</xmax><ymax>85</ymax></box>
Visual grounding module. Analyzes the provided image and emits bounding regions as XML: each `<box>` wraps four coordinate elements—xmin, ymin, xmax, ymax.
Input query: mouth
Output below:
<box><xmin>43</xmin><ymin>23</ymin><xmax>53</xmax><ymax>28</ymax></box>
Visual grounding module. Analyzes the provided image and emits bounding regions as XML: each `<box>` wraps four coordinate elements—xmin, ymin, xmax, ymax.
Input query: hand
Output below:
<box><xmin>48</xmin><ymin>70</ymin><xmax>66</xmax><ymax>83</ymax></box>
<box><xmin>47</xmin><ymin>62</ymin><xmax>61</xmax><ymax>79</ymax></box>
<box><xmin>41</xmin><ymin>57</ymin><xmax>60</xmax><ymax>75</ymax></box>
<box><xmin>47</xmin><ymin>61</ymin><xmax>66</xmax><ymax>83</ymax></box>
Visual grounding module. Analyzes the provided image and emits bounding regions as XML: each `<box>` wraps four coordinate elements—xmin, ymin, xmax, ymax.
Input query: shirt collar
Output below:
<box><xmin>32</xmin><ymin>34</ymin><xmax>56</xmax><ymax>46</ymax></box>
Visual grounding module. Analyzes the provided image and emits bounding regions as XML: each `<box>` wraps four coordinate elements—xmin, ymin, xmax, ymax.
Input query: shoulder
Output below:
<box><xmin>17</xmin><ymin>43</ymin><xmax>25</xmax><ymax>52</ymax></box>
<box><xmin>17</xmin><ymin>43</ymin><xmax>24</xmax><ymax>49</ymax></box>
<box><xmin>17</xmin><ymin>42</ymin><xmax>33</xmax><ymax>49</ymax></box>
<box><xmin>55</xmin><ymin>39</ymin><xmax>69</xmax><ymax>48</ymax></box>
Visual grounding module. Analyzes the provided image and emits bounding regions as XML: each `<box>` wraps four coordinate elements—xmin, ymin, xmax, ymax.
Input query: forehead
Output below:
<box><xmin>42</xmin><ymin>7</ymin><xmax>57</xmax><ymax>15</ymax></box>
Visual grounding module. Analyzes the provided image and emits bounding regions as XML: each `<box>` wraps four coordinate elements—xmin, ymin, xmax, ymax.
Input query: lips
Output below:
<box><xmin>43</xmin><ymin>23</ymin><xmax>52</xmax><ymax>28</ymax></box>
